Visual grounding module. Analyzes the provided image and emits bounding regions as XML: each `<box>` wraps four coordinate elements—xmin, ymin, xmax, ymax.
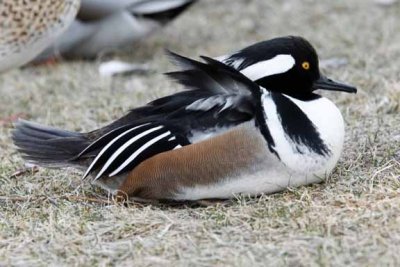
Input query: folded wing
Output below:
<box><xmin>88</xmin><ymin>52</ymin><xmax>261</xmax><ymax>142</ymax></box>
<box><xmin>79</xmin><ymin>52</ymin><xmax>262</xmax><ymax>178</ymax></box>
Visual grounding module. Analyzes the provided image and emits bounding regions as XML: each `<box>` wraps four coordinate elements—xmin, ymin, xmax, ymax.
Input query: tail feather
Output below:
<box><xmin>12</xmin><ymin>120</ymin><xmax>91</xmax><ymax>167</ymax></box>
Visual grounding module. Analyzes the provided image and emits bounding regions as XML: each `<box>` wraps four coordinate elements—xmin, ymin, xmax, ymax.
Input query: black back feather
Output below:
<box><xmin>88</xmin><ymin>51</ymin><xmax>262</xmax><ymax>142</ymax></box>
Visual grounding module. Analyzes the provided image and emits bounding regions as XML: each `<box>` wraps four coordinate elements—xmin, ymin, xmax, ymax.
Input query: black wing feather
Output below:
<box><xmin>87</xmin><ymin>52</ymin><xmax>260</xmax><ymax>140</ymax></box>
<box><xmin>166</xmin><ymin>51</ymin><xmax>260</xmax><ymax>96</ymax></box>
<box><xmin>75</xmin><ymin>124</ymin><xmax>138</xmax><ymax>159</ymax></box>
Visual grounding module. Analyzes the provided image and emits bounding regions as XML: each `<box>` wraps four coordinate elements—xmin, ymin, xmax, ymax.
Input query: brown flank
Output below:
<box><xmin>117</xmin><ymin>123</ymin><xmax>268</xmax><ymax>200</ymax></box>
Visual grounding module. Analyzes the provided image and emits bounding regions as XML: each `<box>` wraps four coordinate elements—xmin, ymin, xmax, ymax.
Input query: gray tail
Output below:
<box><xmin>12</xmin><ymin>120</ymin><xmax>91</xmax><ymax>167</ymax></box>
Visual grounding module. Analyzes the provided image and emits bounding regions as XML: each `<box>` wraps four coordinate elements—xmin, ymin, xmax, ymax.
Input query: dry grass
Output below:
<box><xmin>1</xmin><ymin>0</ymin><xmax>400</xmax><ymax>266</ymax></box>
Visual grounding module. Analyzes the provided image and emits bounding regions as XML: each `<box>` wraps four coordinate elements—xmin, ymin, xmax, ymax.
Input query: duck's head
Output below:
<box><xmin>221</xmin><ymin>36</ymin><xmax>357</xmax><ymax>100</ymax></box>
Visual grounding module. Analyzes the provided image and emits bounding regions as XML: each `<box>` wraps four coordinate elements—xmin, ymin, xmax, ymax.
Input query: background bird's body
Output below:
<box><xmin>34</xmin><ymin>0</ymin><xmax>197</xmax><ymax>61</ymax></box>
<box><xmin>0</xmin><ymin>0</ymin><xmax>80</xmax><ymax>72</ymax></box>
<box><xmin>78</xmin><ymin>0</ymin><xmax>139</xmax><ymax>20</ymax></box>
<box><xmin>39</xmin><ymin>13</ymin><xmax>160</xmax><ymax>60</ymax></box>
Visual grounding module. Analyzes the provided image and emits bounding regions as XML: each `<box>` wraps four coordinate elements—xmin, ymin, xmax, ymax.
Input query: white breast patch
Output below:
<box><xmin>260</xmin><ymin>90</ymin><xmax>344</xmax><ymax>175</ymax></box>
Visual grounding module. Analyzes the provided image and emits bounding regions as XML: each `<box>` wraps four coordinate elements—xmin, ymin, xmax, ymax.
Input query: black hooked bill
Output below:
<box><xmin>312</xmin><ymin>75</ymin><xmax>357</xmax><ymax>93</ymax></box>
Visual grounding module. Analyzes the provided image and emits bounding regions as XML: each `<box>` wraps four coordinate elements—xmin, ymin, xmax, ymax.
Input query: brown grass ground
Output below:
<box><xmin>1</xmin><ymin>0</ymin><xmax>400</xmax><ymax>266</ymax></box>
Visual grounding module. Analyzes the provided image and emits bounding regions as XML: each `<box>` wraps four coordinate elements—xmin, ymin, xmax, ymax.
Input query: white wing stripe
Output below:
<box><xmin>95</xmin><ymin>125</ymin><xmax>164</xmax><ymax>179</ymax></box>
<box><xmin>78</xmin><ymin>124</ymin><xmax>149</xmax><ymax>158</ymax></box>
<box><xmin>109</xmin><ymin>131</ymin><xmax>171</xmax><ymax>177</ymax></box>
<box><xmin>82</xmin><ymin>123</ymin><xmax>150</xmax><ymax>179</ymax></box>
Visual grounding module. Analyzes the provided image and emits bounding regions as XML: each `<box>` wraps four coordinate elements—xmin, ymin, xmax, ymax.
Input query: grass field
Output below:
<box><xmin>1</xmin><ymin>0</ymin><xmax>400</xmax><ymax>266</ymax></box>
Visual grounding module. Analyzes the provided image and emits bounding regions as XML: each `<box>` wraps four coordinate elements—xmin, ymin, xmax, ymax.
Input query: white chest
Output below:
<box><xmin>261</xmin><ymin>92</ymin><xmax>345</xmax><ymax>175</ymax></box>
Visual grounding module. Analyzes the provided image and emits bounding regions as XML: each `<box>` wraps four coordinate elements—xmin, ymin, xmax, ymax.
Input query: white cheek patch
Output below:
<box><xmin>240</xmin><ymin>54</ymin><xmax>296</xmax><ymax>81</ymax></box>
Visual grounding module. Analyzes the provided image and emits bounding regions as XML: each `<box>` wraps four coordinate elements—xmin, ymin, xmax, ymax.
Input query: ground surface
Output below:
<box><xmin>1</xmin><ymin>0</ymin><xmax>400</xmax><ymax>266</ymax></box>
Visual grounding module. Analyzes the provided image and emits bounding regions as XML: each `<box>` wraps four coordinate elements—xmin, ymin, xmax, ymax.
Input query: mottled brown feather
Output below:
<box><xmin>0</xmin><ymin>0</ymin><xmax>79</xmax><ymax>70</ymax></box>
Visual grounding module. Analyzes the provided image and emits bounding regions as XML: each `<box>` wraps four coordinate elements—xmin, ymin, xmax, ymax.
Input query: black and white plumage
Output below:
<box><xmin>80</xmin><ymin>122</ymin><xmax>187</xmax><ymax>179</ymax></box>
<box><xmin>13</xmin><ymin>36</ymin><xmax>357</xmax><ymax>200</ymax></box>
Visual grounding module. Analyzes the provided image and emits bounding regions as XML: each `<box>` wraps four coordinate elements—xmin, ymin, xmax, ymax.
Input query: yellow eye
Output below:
<box><xmin>302</xmin><ymin>61</ymin><xmax>310</xmax><ymax>70</ymax></box>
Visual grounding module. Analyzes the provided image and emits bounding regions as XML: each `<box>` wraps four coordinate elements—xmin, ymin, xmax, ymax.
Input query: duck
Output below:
<box><xmin>0</xmin><ymin>0</ymin><xmax>80</xmax><ymax>72</ymax></box>
<box><xmin>12</xmin><ymin>36</ymin><xmax>357</xmax><ymax>201</ymax></box>
<box><xmin>33</xmin><ymin>0</ymin><xmax>197</xmax><ymax>62</ymax></box>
